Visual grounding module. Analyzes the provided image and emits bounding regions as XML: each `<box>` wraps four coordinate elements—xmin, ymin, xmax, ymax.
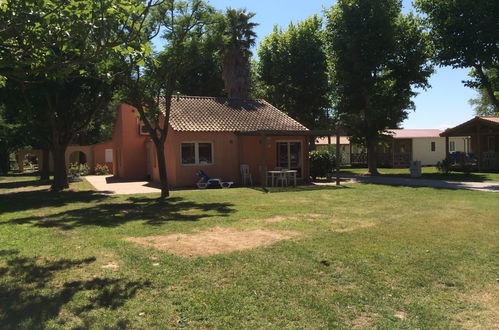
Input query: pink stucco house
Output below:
<box><xmin>112</xmin><ymin>96</ymin><xmax>311</xmax><ymax>188</ymax></box>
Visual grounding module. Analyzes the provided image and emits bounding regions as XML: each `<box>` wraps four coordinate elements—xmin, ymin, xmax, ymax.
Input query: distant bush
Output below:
<box><xmin>436</xmin><ymin>158</ymin><xmax>452</xmax><ymax>175</ymax></box>
<box><xmin>95</xmin><ymin>163</ymin><xmax>110</xmax><ymax>175</ymax></box>
<box><xmin>310</xmin><ymin>149</ymin><xmax>336</xmax><ymax>180</ymax></box>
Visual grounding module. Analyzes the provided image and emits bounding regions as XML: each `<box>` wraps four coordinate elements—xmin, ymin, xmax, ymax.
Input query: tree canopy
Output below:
<box><xmin>325</xmin><ymin>0</ymin><xmax>433</xmax><ymax>174</ymax></box>
<box><xmin>257</xmin><ymin>16</ymin><xmax>331</xmax><ymax>131</ymax></box>
<box><xmin>469</xmin><ymin>69</ymin><xmax>499</xmax><ymax>116</ymax></box>
<box><xmin>416</xmin><ymin>0</ymin><xmax>499</xmax><ymax>111</ymax></box>
<box><xmin>0</xmin><ymin>0</ymin><xmax>157</xmax><ymax>190</ymax></box>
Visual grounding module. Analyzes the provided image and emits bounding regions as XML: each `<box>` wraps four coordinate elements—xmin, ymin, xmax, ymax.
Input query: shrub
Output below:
<box><xmin>95</xmin><ymin>163</ymin><xmax>110</xmax><ymax>175</ymax></box>
<box><xmin>68</xmin><ymin>163</ymin><xmax>80</xmax><ymax>176</ymax></box>
<box><xmin>310</xmin><ymin>149</ymin><xmax>336</xmax><ymax>180</ymax></box>
<box><xmin>68</xmin><ymin>163</ymin><xmax>90</xmax><ymax>176</ymax></box>
<box><xmin>436</xmin><ymin>158</ymin><xmax>452</xmax><ymax>175</ymax></box>
<box><xmin>79</xmin><ymin>163</ymin><xmax>90</xmax><ymax>176</ymax></box>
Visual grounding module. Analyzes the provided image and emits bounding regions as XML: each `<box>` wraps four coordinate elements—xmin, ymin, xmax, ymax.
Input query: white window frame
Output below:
<box><xmin>180</xmin><ymin>141</ymin><xmax>214</xmax><ymax>166</ymax></box>
<box><xmin>139</xmin><ymin>123</ymin><xmax>150</xmax><ymax>136</ymax></box>
<box><xmin>105</xmin><ymin>149</ymin><xmax>113</xmax><ymax>162</ymax></box>
<box><xmin>430</xmin><ymin>141</ymin><xmax>436</xmax><ymax>152</ymax></box>
<box><xmin>276</xmin><ymin>140</ymin><xmax>303</xmax><ymax>178</ymax></box>
<box><xmin>464</xmin><ymin>138</ymin><xmax>470</xmax><ymax>152</ymax></box>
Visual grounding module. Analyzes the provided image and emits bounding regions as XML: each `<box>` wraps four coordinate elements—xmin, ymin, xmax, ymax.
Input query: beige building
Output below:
<box><xmin>388</xmin><ymin>129</ymin><xmax>469</xmax><ymax>166</ymax></box>
<box><xmin>316</xmin><ymin>129</ymin><xmax>469</xmax><ymax>167</ymax></box>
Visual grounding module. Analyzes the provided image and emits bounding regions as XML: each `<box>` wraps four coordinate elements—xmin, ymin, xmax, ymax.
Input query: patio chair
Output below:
<box><xmin>196</xmin><ymin>170</ymin><xmax>234</xmax><ymax>189</ymax></box>
<box><xmin>240</xmin><ymin>164</ymin><xmax>253</xmax><ymax>186</ymax></box>
<box><xmin>275</xmin><ymin>169</ymin><xmax>288</xmax><ymax>187</ymax></box>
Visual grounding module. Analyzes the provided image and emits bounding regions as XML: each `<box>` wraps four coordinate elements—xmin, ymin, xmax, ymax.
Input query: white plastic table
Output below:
<box><xmin>267</xmin><ymin>170</ymin><xmax>297</xmax><ymax>187</ymax></box>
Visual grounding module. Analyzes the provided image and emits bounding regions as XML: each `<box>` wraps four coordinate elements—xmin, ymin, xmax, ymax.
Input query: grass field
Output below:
<box><xmin>1</xmin><ymin>174</ymin><xmax>498</xmax><ymax>329</ymax></box>
<box><xmin>341</xmin><ymin>166</ymin><xmax>499</xmax><ymax>182</ymax></box>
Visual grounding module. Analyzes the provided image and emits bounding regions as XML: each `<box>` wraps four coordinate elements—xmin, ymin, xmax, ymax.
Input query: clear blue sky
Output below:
<box><xmin>201</xmin><ymin>0</ymin><xmax>477</xmax><ymax>129</ymax></box>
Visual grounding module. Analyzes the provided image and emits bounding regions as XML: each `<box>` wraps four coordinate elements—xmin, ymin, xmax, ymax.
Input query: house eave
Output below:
<box><xmin>440</xmin><ymin>116</ymin><xmax>499</xmax><ymax>137</ymax></box>
<box><xmin>235</xmin><ymin>130</ymin><xmax>340</xmax><ymax>136</ymax></box>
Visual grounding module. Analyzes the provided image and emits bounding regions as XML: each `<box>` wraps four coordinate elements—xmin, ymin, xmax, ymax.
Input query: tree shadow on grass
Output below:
<box><xmin>342</xmin><ymin>170</ymin><xmax>496</xmax><ymax>183</ymax></box>
<box><xmin>250</xmin><ymin>184</ymin><xmax>351</xmax><ymax>194</ymax></box>
<box><xmin>0</xmin><ymin>256</ymin><xmax>149</xmax><ymax>329</ymax></box>
<box><xmin>0</xmin><ymin>179</ymin><xmax>50</xmax><ymax>190</ymax></box>
<box><xmin>5</xmin><ymin>196</ymin><xmax>236</xmax><ymax>230</ymax></box>
<box><xmin>360</xmin><ymin>181</ymin><xmax>499</xmax><ymax>192</ymax></box>
<box><xmin>0</xmin><ymin>172</ymin><xmax>41</xmax><ymax>178</ymax></box>
<box><xmin>0</xmin><ymin>249</ymin><xmax>19</xmax><ymax>257</ymax></box>
<box><xmin>0</xmin><ymin>189</ymin><xmax>107</xmax><ymax>214</ymax></box>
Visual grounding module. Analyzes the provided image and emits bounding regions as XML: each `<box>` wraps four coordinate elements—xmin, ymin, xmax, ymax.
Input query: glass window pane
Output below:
<box><xmin>277</xmin><ymin>143</ymin><xmax>288</xmax><ymax>168</ymax></box>
<box><xmin>289</xmin><ymin>142</ymin><xmax>301</xmax><ymax>167</ymax></box>
<box><xmin>181</xmin><ymin>143</ymin><xmax>195</xmax><ymax>164</ymax></box>
<box><xmin>198</xmin><ymin>143</ymin><xmax>213</xmax><ymax>164</ymax></box>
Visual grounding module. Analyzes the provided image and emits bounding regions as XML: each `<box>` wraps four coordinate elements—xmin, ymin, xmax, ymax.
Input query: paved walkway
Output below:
<box><xmin>85</xmin><ymin>175</ymin><xmax>161</xmax><ymax>195</ymax></box>
<box><xmin>87</xmin><ymin>175</ymin><xmax>499</xmax><ymax>195</ymax></box>
<box><xmin>333</xmin><ymin>174</ymin><xmax>499</xmax><ymax>193</ymax></box>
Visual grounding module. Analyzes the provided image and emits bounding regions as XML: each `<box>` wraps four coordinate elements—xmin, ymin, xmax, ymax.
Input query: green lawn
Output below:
<box><xmin>341</xmin><ymin>166</ymin><xmax>499</xmax><ymax>182</ymax></box>
<box><xmin>1</xmin><ymin>175</ymin><xmax>498</xmax><ymax>329</ymax></box>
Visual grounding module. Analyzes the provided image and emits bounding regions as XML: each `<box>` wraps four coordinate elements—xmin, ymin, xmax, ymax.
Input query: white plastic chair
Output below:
<box><xmin>240</xmin><ymin>164</ymin><xmax>253</xmax><ymax>186</ymax></box>
<box><xmin>275</xmin><ymin>169</ymin><xmax>288</xmax><ymax>187</ymax></box>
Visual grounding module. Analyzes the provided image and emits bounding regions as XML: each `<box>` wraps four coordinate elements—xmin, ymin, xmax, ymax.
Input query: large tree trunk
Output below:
<box><xmin>51</xmin><ymin>144</ymin><xmax>69</xmax><ymax>191</ymax></box>
<box><xmin>366</xmin><ymin>139</ymin><xmax>379</xmax><ymax>175</ymax></box>
<box><xmin>40</xmin><ymin>147</ymin><xmax>50</xmax><ymax>181</ymax></box>
<box><xmin>223</xmin><ymin>49</ymin><xmax>250</xmax><ymax>99</ymax></box>
<box><xmin>154</xmin><ymin>142</ymin><xmax>169</xmax><ymax>198</ymax></box>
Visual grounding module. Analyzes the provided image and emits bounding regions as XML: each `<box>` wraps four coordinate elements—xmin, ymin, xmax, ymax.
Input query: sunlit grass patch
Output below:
<box><xmin>0</xmin><ymin>175</ymin><xmax>497</xmax><ymax>328</ymax></box>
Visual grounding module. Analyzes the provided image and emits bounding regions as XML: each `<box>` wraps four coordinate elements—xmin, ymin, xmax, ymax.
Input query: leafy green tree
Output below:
<box><xmin>176</xmin><ymin>31</ymin><xmax>225</xmax><ymax>97</ymax></box>
<box><xmin>75</xmin><ymin>103</ymin><xmax>119</xmax><ymax>146</ymax></box>
<box><xmin>120</xmin><ymin>0</ymin><xmax>213</xmax><ymax>198</ymax></box>
<box><xmin>470</xmin><ymin>90</ymin><xmax>499</xmax><ymax>117</ymax></box>
<box><xmin>0</xmin><ymin>80</ymin><xmax>53</xmax><ymax>178</ymax></box>
<box><xmin>257</xmin><ymin>16</ymin><xmax>330</xmax><ymax>130</ymax></box>
<box><xmin>0</xmin><ymin>0</ymin><xmax>156</xmax><ymax>190</ymax></box>
<box><xmin>416</xmin><ymin>0</ymin><xmax>499</xmax><ymax>111</ymax></box>
<box><xmin>220</xmin><ymin>8</ymin><xmax>258</xmax><ymax>99</ymax></box>
<box><xmin>468</xmin><ymin>69</ymin><xmax>499</xmax><ymax>116</ymax></box>
<box><xmin>325</xmin><ymin>0</ymin><xmax>433</xmax><ymax>175</ymax></box>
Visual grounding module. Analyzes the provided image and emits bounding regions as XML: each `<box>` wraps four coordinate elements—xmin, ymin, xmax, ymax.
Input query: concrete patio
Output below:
<box><xmin>85</xmin><ymin>175</ymin><xmax>161</xmax><ymax>195</ymax></box>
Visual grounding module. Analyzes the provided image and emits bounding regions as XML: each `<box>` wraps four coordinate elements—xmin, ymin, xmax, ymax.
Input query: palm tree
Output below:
<box><xmin>221</xmin><ymin>8</ymin><xmax>258</xmax><ymax>99</ymax></box>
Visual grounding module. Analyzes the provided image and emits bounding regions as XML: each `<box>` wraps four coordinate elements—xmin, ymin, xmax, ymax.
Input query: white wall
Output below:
<box><xmin>412</xmin><ymin>137</ymin><xmax>467</xmax><ymax>166</ymax></box>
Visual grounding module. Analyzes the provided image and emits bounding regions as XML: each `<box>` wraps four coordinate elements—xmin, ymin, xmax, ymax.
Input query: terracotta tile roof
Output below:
<box><xmin>315</xmin><ymin>136</ymin><xmax>350</xmax><ymax>145</ymax></box>
<box><xmin>166</xmin><ymin>96</ymin><xmax>308</xmax><ymax>132</ymax></box>
<box><xmin>387</xmin><ymin>129</ymin><xmax>443</xmax><ymax>138</ymax></box>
